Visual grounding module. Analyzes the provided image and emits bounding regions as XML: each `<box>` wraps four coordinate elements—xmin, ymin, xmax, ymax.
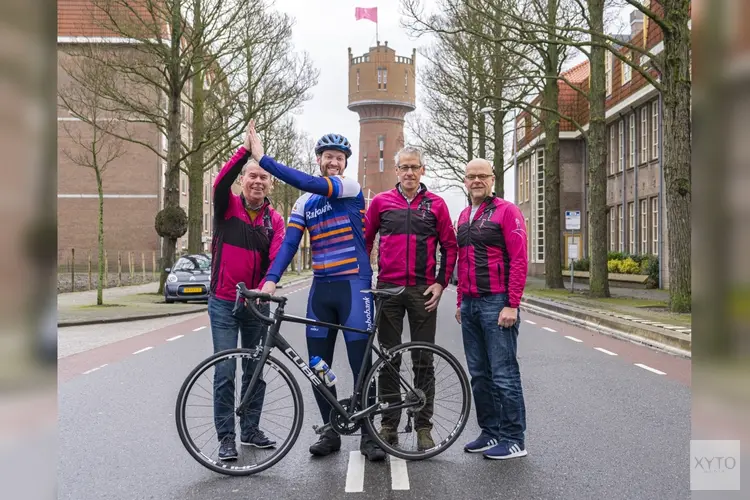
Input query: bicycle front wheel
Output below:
<box><xmin>361</xmin><ymin>341</ymin><xmax>471</xmax><ymax>460</ymax></box>
<box><xmin>175</xmin><ymin>348</ymin><xmax>303</xmax><ymax>476</ymax></box>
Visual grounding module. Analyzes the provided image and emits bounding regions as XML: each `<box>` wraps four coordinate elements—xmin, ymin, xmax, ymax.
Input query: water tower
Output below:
<box><xmin>347</xmin><ymin>42</ymin><xmax>416</xmax><ymax>202</ymax></box>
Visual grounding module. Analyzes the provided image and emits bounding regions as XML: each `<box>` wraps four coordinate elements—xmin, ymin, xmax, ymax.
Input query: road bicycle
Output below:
<box><xmin>175</xmin><ymin>282</ymin><xmax>472</xmax><ymax>476</ymax></box>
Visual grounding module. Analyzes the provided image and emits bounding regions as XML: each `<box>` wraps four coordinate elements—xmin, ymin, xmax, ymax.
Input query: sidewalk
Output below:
<box><xmin>57</xmin><ymin>270</ymin><xmax>314</xmax><ymax>327</ymax></box>
<box><xmin>523</xmin><ymin>276</ymin><xmax>691</xmax><ymax>357</ymax></box>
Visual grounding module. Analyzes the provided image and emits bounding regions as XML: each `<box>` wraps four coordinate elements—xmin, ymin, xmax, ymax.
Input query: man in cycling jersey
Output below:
<box><xmin>364</xmin><ymin>146</ymin><xmax>458</xmax><ymax>451</ymax></box>
<box><xmin>245</xmin><ymin>120</ymin><xmax>386</xmax><ymax>462</ymax></box>
<box><xmin>209</xmin><ymin>132</ymin><xmax>286</xmax><ymax>461</ymax></box>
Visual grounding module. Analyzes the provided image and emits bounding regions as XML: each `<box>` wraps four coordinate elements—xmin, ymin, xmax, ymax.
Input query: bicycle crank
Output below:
<box><xmin>329</xmin><ymin>398</ymin><xmax>361</xmax><ymax>435</ymax></box>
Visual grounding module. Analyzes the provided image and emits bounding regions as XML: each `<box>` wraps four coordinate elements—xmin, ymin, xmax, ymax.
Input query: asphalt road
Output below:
<box><xmin>58</xmin><ymin>280</ymin><xmax>692</xmax><ymax>500</ymax></box>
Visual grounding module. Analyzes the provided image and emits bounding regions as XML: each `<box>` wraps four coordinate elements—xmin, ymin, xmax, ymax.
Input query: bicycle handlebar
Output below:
<box><xmin>233</xmin><ymin>282</ymin><xmax>287</xmax><ymax>324</ymax></box>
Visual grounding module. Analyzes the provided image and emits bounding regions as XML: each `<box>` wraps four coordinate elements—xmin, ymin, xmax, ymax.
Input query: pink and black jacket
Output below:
<box><xmin>365</xmin><ymin>183</ymin><xmax>458</xmax><ymax>287</ymax></box>
<box><xmin>456</xmin><ymin>196</ymin><xmax>528</xmax><ymax>308</ymax></box>
<box><xmin>210</xmin><ymin>147</ymin><xmax>285</xmax><ymax>301</ymax></box>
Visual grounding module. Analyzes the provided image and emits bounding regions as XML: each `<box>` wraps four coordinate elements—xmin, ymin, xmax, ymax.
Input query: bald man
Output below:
<box><xmin>455</xmin><ymin>158</ymin><xmax>529</xmax><ymax>460</ymax></box>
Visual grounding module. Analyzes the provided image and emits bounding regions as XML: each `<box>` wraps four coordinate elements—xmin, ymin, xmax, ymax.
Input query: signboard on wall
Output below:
<box><xmin>565</xmin><ymin>210</ymin><xmax>581</xmax><ymax>230</ymax></box>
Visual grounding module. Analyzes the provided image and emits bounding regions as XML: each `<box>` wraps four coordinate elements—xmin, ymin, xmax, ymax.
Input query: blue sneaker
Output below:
<box><xmin>483</xmin><ymin>441</ymin><xmax>527</xmax><ymax>460</ymax></box>
<box><xmin>464</xmin><ymin>434</ymin><xmax>499</xmax><ymax>453</ymax></box>
<box><xmin>241</xmin><ymin>429</ymin><xmax>277</xmax><ymax>449</ymax></box>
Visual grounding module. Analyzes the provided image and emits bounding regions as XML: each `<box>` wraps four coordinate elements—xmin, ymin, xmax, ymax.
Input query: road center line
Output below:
<box><xmin>635</xmin><ymin>363</ymin><xmax>666</xmax><ymax>375</ymax></box>
<box><xmin>542</xmin><ymin>327</ymin><xmax>557</xmax><ymax>332</ymax></box>
<box><xmin>525</xmin><ymin>320</ymin><xmax>537</xmax><ymax>325</ymax></box>
<box><xmin>167</xmin><ymin>335</ymin><xmax>184</xmax><ymax>341</ymax></box>
<box><xmin>82</xmin><ymin>364</ymin><xmax>108</xmax><ymax>375</ymax></box>
<box><xmin>594</xmin><ymin>347</ymin><xmax>618</xmax><ymax>356</ymax></box>
<box><xmin>564</xmin><ymin>336</ymin><xmax>583</xmax><ymax>343</ymax></box>
<box><xmin>345</xmin><ymin>451</ymin><xmax>365</xmax><ymax>493</ymax></box>
<box><xmin>133</xmin><ymin>347</ymin><xmax>153</xmax><ymax>355</ymax></box>
<box><xmin>193</xmin><ymin>326</ymin><xmax>206</xmax><ymax>332</ymax></box>
<box><xmin>389</xmin><ymin>456</ymin><xmax>410</xmax><ymax>490</ymax></box>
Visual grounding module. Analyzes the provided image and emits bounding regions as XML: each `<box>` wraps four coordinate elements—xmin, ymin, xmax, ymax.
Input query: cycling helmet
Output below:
<box><xmin>315</xmin><ymin>133</ymin><xmax>352</xmax><ymax>158</ymax></box>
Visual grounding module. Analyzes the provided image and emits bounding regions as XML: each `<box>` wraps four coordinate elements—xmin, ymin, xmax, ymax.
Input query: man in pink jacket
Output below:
<box><xmin>365</xmin><ymin>146</ymin><xmax>458</xmax><ymax>451</ymax></box>
<box><xmin>455</xmin><ymin>158</ymin><xmax>529</xmax><ymax>460</ymax></box>
<box><xmin>208</xmin><ymin>132</ymin><xmax>285</xmax><ymax>461</ymax></box>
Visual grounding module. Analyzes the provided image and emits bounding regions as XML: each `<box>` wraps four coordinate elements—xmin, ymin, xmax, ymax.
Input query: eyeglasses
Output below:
<box><xmin>465</xmin><ymin>174</ymin><xmax>493</xmax><ymax>181</ymax></box>
<box><xmin>397</xmin><ymin>164</ymin><xmax>422</xmax><ymax>172</ymax></box>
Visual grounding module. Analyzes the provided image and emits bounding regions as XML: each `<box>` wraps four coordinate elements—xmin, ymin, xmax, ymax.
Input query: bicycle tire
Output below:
<box><xmin>360</xmin><ymin>341</ymin><xmax>471</xmax><ymax>461</ymax></box>
<box><xmin>175</xmin><ymin>348</ymin><xmax>304</xmax><ymax>476</ymax></box>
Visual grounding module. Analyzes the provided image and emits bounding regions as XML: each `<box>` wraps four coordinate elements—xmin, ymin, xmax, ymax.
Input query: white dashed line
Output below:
<box><xmin>345</xmin><ymin>451</ymin><xmax>366</xmax><ymax>492</ymax></box>
<box><xmin>542</xmin><ymin>327</ymin><xmax>556</xmax><ymax>332</ymax></box>
<box><xmin>564</xmin><ymin>336</ymin><xmax>583</xmax><ymax>343</ymax></box>
<box><xmin>635</xmin><ymin>363</ymin><xmax>666</xmax><ymax>375</ymax></box>
<box><xmin>525</xmin><ymin>320</ymin><xmax>537</xmax><ymax>325</ymax></box>
<box><xmin>83</xmin><ymin>364</ymin><xmax>108</xmax><ymax>375</ymax></box>
<box><xmin>193</xmin><ymin>326</ymin><xmax>206</xmax><ymax>331</ymax></box>
<box><xmin>389</xmin><ymin>456</ymin><xmax>410</xmax><ymax>490</ymax></box>
<box><xmin>167</xmin><ymin>335</ymin><xmax>184</xmax><ymax>341</ymax></box>
<box><xmin>133</xmin><ymin>347</ymin><xmax>153</xmax><ymax>355</ymax></box>
<box><xmin>594</xmin><ymin>347</ymin><xmax>618</xmax><ymax>356</ymax></box>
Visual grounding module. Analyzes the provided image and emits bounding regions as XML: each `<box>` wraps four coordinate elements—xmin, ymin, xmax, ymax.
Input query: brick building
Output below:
<box><xmin>57</xmin><ymin>1</ymin><xmax>218</xmax><ymax>271</ymax></box>
<box><xmin>513</xmin><ymin>5</ymin><xmax>690</xmax><ymax>288</ymax></box>
<box><xmin>347</xmin><ymin>41</ymin><xmax>417</xmax><ymax>201</ymax></box>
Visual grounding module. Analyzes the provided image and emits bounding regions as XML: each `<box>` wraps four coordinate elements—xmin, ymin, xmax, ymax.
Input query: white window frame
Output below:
<box><xmin>536</xmin><ymin>150</ymin><xmax>545</xmax><ymax>263</ymax></box>
<box><xmin>609</xmin><ymin>125</ymin><xmax>616</xmax><ymax>174</ymax></box>
<box><xmin>622</xmin><ymin>51</ymin><xmax>632</xmax><ymax>84</ymax></box>
<box><xmin>618</xmin><ymin>204</ymin><xmax>624</xmax><ymax>252</ymax></box>
<box><xmin>618</xmin><ymin>120</ymin><xmax>624</xmax><ymax>172</ymax></box>
<box><xmin>640</xmin><ymin>107</ymin><xmax>649</xmax><ymax>163</ymax></box>
<box><xmin>651</xmin><ymin>197</ymin><xmax>659</xmax><ymax>255</ymax></box>
<box><xmin>629</xmin><ymin>113</ymin><xmax>636</xmax><ymax>169</ymax></box>
<box><xmin>628</xmin><ymin>202</ymin><xmax>635</xmax><ymax>254</ymax></box>
<box><xmin>640</xmin><ymin>199</ymin><xmax>648</xmax><ymax>254</ymax></box>
<box><xmin>652</xmin><ymin>101</ymin><xmax>659</xmax><ymax>160</ymax></box>
<box><xmin>610</xmin><ymin>208</ymin><xmax>616</xmax><ymax>251</ymax></box>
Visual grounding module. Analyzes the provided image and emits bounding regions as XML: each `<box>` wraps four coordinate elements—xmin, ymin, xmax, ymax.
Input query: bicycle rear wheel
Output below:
<box><xmin>175</xmin><ymin>348</ymin><xmax>303</xmax><ymax>476</ymax></box>
<box><xmin>361</xmin><ymin>341</ymin><xmax>471</xmax><ymax>460</ymax></box>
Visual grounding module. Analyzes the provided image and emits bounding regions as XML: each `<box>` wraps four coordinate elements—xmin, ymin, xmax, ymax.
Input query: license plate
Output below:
<box><xmin>182</xmin><ymin>287</ymin><xmax>203</xmax><ymax>293</ymax></box>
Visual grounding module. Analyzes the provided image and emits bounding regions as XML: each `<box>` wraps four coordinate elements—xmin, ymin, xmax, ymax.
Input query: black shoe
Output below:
<box><xmin>218</xmin><ymin>436</ymin><xmax>238</xmax><ymax>461</ymax></box>
<box><xmin>241</xmin><ymin>429</ymin><xmax>277</xmax><ymax>449</ymax></box>
<box><xmin>360</xmin><ymin>435</ymin><xmax>386</xmax><ymax>462</ymax></box>
<box><xmin>309</xmin><ymin>429</ymin><xmax>341</xmax><ymax>457</ymax></box>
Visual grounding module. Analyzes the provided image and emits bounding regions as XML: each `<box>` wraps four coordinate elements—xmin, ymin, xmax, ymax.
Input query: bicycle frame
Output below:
<box><xmin>235</xmin><ymin>289</ymin><xmax>419</xmax><ymax>427</ymax></box>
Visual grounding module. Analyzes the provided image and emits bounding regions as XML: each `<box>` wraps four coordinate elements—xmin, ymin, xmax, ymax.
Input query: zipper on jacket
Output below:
<box><xmin>402</xmin><ymin>191</ymin><xmax>418</xmax><ymax>286</ymax></box>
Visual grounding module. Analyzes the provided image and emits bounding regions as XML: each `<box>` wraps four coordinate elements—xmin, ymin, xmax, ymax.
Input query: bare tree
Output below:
<box><xmin>58</xmin><ymin>54</ymin><xmax>126</xmax><ymax>305</ymax></box>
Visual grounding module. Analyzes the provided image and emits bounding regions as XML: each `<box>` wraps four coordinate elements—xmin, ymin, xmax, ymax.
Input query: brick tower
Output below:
<box><xmin>347</xmin><ymin>42</ymin><xmax>416</xmax><ymax>203</ymax></box>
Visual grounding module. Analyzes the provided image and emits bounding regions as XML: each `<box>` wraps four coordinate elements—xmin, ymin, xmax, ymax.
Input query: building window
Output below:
<box><xmin>629</xmin><ymin>113</ymin><xmax>636</xmax><ymax>169</ymax></box>
<box><xmin>618</xmin><ymin>120</ymin><xmax>624</xmax><ymax>172</ymax></box>
<box><xmin>378</xmin><ymin>136</ymin><xmax>384</xmax><ymax>172</ymax></box>
<box><xmin>640</xmin><ymin>106</ymin><xmax>648</xmax><ymax>163</ymax></box>
<box><xmin>525</xmin><ymin>159</ymin><xmax>530</xmax><ymax>202</ymax></box>
<box><xmin>357</xmin><ymin>69</ymin><xmax>360</xmax><ymax>92</ymax></box>
<box><xmin>404</xmin><ymin>72</ymin><xmax>408</xmax><ymax>92</ymax></box>
<box><xmin>377</xmin><ymin>67</ymin><xmax>387</xmax><ymax>90</ymax></box>
<box><xmin>204</xmin><ymin>184</ymin><xmax>209</xmax><ymax>203</ymax></box>
<box><xmin>518</xmin><ymin>163</ymin><xmax>523</xmax><ymax>203</ymax></box>
<box><xmin>181</xmin><ymin>178</ymin><xmax>187</xmax><ymax>195</ymax></box>
<box><xmin>622</xmin><ymin>51</ymin><xmax>632</xmax><ymax>84</ymax></box>
<box><xmin>609</xmin><ymin>125</ymin><xmax>616</xmax><ymax>174</ymax></box>
<box><xmin>628</xmin><ymin>202</ymin><xmax>635</xmax><ymax>254</ymax></box>
<box><xmin>652</xmin><ymin>101</ymin><xmax>659</xmax><ymax>160</ymax></box>
<box><xmin>204</xmin><ymin>213</ymin><xmax>208</xmax><ymax>231</ymax></box>
<box><xmin>535</xmin><ymin>150</ymin><xmax>545</xmax><ymax>262</ymax></box>
<box><xmin>517</xmin><ymin>119</ymin><xmax>526</xmax><ymax>143</ymax></box>
<box><xmin>640</xmin><ymin>199</ymin><xmax>648</xmax><ymax>254</ymax></box>
<box><xmin>605</xmin><ymin>51</ymin><xmax>613</xmax><ymax>96</ymax></box>
<box><xmin>618</xmin><ymin>204</ymin><xmax>624</xmax><ymax>252</ymax></box>
<box><xmin>651</xmin><ymin>197</ymin><xmax>659</xmax><ymax>255</ymax></box>
<box><xmin>610</xmin><ymin>207</ymin><xmax>616</xmax><ymax>251</ymax></box>
<box><xmin>526</xmin><ymin>218</ymin><xmax>531</xmax><ymax>261</ymax></box>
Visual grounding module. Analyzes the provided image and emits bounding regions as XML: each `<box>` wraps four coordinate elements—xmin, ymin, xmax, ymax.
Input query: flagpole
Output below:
<box><xmin>376</xmin><ymin>20</ymin><xmax>379</xmax><ymax>44</ymax></box>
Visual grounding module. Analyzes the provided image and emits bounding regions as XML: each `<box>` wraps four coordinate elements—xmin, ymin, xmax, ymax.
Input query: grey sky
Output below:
<box><xmin>274</xmin><ymin>0</ymin><xmax>635</xmax><ymax>221</ymax></box>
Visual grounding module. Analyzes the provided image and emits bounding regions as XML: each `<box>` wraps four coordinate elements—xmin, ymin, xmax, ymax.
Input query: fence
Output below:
<box><xmin>57</xmin><ymin>248</ymin><xmax>161</xmax><ymax>292</ymax></box>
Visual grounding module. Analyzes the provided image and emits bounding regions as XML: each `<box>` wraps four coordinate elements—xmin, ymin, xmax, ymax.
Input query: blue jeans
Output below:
<box><xmin>460</xmin><ymin>294</ymin><xmax>526</xmax><ymax>445</ymax></box>
<box><xmin>208</xmin><ymin>295</ymin><xmax>270</xmax><ymax>441</ymax></box>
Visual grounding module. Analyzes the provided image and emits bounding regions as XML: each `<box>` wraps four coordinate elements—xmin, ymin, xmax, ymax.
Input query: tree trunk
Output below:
<box><xmin>96</xmin><ymin>168</ymin><xmax>105</xmax><ymax>306</ymax></box>
<box><xmin>661</xmin><ymin>1</ymin><xmax>692</xmax><ymax>312</ymax></box>
<box><xmin>188</xmin><ymin>0</ymin><xmax>206</xmax><ymax>254</ymax></box>
<box><xmin>493</xmin><ymin>109</ymin><xmax>505</xmax><ymax>198</ymax></box>
<box><xmin>543</xmin><ymin>0</ymin><xmax>563</xmax><ymax>289</ymax></box>
<box><xmin>492</xmin><ymin>9</ymin><xmax>505</xmax><ymax>198</ymax></box>
<box><xmin>586</xmin><ymin>0</ymin><xmax>610</xmax><ymax>298</ymax></box>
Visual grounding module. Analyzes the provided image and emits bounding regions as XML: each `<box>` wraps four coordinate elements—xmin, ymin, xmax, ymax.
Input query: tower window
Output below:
<box><xmin>356</xmin><ymin>69</ymin><xmax>360</xmax><ymax>92</ymax></box>
<box><xmin>377</xmin><ymin>67</ymin><xmax>387</xmax><ymax>90</ymax></box>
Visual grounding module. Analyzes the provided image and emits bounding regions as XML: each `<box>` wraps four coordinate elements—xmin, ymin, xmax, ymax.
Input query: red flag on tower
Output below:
<box><xmin>355</xmin><ymin>7</ymin><xmax>378</xmax><ymax>23</ymax></box>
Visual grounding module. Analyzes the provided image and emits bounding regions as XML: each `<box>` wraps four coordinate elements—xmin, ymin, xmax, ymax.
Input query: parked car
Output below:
<box><xmin>164</xmin><ymin>254</ymin><xmax>211</xmax><ymax>303</ymax></box>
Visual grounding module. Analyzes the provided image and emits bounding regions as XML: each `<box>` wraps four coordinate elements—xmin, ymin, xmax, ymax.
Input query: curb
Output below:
<box><xmin>58</xmin><ymin>306</ymin><xmax>208</xmax><ymax>327</ymax></box>
<box><xmin>521</xmin><ymin>296</ymin><xmax>691</xmax><ymax>359</ymax></box>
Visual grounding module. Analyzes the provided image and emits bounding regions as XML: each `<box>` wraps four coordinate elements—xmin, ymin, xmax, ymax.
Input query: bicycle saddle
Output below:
<box><xmin>362</xmin><ymin>286</ymin><xmax>405</xmax><ymax>298</ymax></box>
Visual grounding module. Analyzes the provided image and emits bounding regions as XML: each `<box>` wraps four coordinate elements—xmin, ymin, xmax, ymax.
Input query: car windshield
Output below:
<box><xmin>173</xmin><ymin>255</ymin><xmax>211</xmax><ymax>272</ymax></box>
